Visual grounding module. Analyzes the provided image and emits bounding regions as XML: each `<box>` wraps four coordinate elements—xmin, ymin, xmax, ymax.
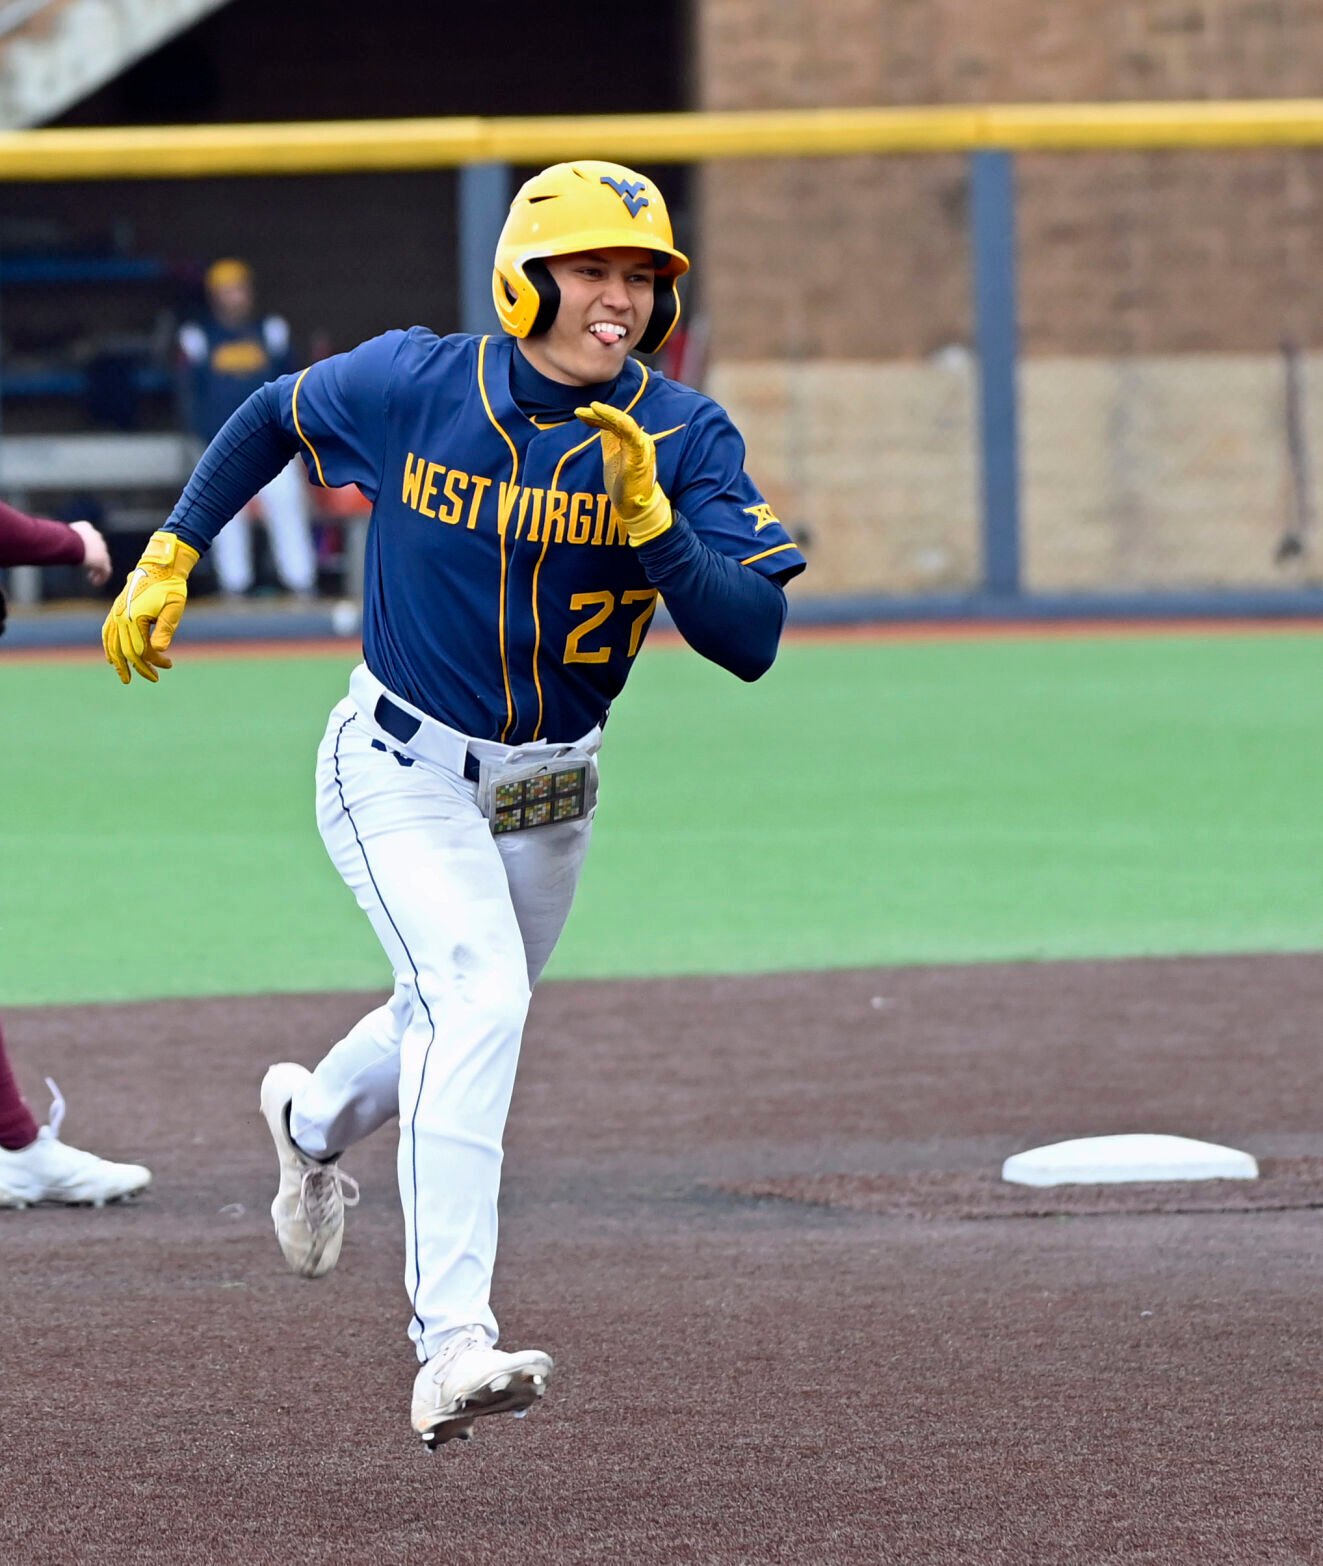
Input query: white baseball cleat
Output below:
<box><xmin>259</xmin><ymin>1062</ymin><xmax>359</xmax><ymax>1279</ymax></box>
<box><xmin>411</xmin><ymin>1331</ymin><xmax>554</xmax><ymax>1451</ymax></box>
<box><xmin>0</xmin><ymin>1081</ymin><xmax>150</xmax><ymax>1209</ymax></box>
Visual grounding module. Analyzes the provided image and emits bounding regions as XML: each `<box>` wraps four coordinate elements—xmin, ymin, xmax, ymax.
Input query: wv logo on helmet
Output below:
<box><xmin>600</xmin><ymin>176</ymin><xmax>650</xmax><ymax>218</ymax></box>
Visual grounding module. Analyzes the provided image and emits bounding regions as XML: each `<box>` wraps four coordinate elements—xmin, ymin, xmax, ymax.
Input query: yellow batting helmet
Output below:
<box><xmin>492</xmin><ymin>160</ymin><xmax>690</xmax><ymax>355</ymax></box>
<box><xmin>205</xmin><ymin>257</ymin><xmax>253</xmax><ymax>292</ymax></box>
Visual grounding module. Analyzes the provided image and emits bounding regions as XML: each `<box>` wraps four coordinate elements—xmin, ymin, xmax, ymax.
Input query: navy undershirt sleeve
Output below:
<box><xmin>164</xmin><ymin>382</ymin><xmax>301</xmax><ymax>552</ymax></box>
<box><xmin>635</xmin><ymin>514</ymin><xmax>788</xmax><ymax>682</ymax></box>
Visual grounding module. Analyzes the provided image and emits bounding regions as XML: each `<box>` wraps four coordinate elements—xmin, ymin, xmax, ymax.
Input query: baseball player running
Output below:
<box><xmin>0</xmin><ymin>499</ymin><xmax>152</xmax><ymax>1207</ymax></box>
<box><xmin>102</xmin><ymin>161</ymin><xmax>805</xmax><ymax>1447</ymax></box>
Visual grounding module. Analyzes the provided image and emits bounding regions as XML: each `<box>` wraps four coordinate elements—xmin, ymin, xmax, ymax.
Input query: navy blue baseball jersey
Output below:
<box><xmin>179</xmin><ymin>315</ymin><xmax>295</xmax><ymax>442</ymax></box>
<box><xmin>273</xmin><ymin>330</ymin><xmax>804</xmax><ymax>743</ymax></box>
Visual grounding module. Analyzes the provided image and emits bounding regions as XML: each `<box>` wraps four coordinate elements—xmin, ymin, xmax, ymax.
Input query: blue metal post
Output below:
<box><xmin>970</xmin><ymin>150</ymin><xmax>1022</xmax><ymax>598</ymax></box>
<box><xmin>459</xmin><ymin>162</ymin><xmax>511</xmax><ymax>336</ymax></box>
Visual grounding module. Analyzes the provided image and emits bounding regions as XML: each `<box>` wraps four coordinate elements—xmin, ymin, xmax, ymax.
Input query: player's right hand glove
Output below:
<box><xmin>575</xmin><ymin>402</ymin><xmax>673</xmax><ymax>547</ymax></box>
<box><xmin>102</xmin><ymin>529</ymin><xmax>200</xmax><ymax>685</ymax></box>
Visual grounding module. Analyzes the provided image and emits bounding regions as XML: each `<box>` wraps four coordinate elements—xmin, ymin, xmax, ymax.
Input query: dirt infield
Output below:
<box><xmin>3</xmin><ymin>954</ymin><xmax>1323</xmax><ymax>1565</ymax></box>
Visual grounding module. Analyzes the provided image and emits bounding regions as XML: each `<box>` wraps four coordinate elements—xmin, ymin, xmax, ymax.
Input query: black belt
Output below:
<box><xmin>374</xmin><ymin>694</ymin><xmax>481</xmax><ymax>782</ymax></box>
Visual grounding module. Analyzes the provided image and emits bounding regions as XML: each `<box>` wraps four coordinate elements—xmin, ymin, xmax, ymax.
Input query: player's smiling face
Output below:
<box><xmin>519</xmin><ymin>248</ymin><xmax>657</xmax><ymax>386</ymax></box>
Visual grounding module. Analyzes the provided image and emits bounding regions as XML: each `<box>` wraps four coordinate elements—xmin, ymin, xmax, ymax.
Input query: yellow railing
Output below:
<box><xmin>3</xmin><ymin>100</ymin><xmax>1323</xmax><ymax>180</ymax></box>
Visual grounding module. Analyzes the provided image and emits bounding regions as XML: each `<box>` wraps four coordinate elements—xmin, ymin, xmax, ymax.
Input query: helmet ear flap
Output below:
<box><xmin>636</xmin><ymin>279</ymin><xmax>680</xmax><ymax>356</ymax></box>
<box><xmin>523</xmin><ymin>259</ymin><xmax>560</xmax><ymax>338</ymax></box>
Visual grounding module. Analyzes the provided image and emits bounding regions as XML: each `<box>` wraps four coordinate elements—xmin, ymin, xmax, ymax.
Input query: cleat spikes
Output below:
<box><xmin>423</xmin><ymin>1416</ymin><xmax>477</xmax><ymax>1451</ymax></box>
<box><xmin>411</xmin><ymin>1337</ymin><xmax>554</xmax><ymax>1445</ymax></box>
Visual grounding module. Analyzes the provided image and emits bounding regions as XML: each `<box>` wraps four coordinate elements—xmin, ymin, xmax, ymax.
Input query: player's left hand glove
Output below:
<box><xmin>102</xmin><ymin>529</ymin><xmax>200</xmax><ymax>685</ymax></box>
<box><xmin>575</xmin><ymin>402</ymin><xmax>673</xmax><ymax>547</ymax></box>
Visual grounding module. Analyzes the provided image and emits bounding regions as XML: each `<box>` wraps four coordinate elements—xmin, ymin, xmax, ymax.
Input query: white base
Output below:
<box><xmin>1001</xmin><ymin>1134</ymin><xmax>1258</xmax><ymax>1188</ymax></box>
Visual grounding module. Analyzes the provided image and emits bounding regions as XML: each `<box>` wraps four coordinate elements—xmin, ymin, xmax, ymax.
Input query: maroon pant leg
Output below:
<box><xmin>0</xmin><ymin>1020</ymin><xmax>41</xmax><ymax>1150</ymax></box>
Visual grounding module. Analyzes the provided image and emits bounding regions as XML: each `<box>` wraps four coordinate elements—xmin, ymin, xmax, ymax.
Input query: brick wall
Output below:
<box><xmin>715</xmin><ymin>351</ymin><xmax>1323</xmax><ymax>594</ymax></box>
<box><xmin>696</xmin><ymin>0</ymin><xmax>1323</xmax><ymax>359</ymax></box>
<box><xmin>695</xmin><ymin>0</ymin><xmax>1323</xmax><ymax>594</ymax></box>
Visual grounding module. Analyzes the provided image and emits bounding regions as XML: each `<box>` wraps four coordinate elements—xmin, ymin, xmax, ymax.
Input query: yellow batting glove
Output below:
<box><xmin>102</xmin><ymin>530</ymin><xmax>200</xmax><ymax>685</ymax></box>
<box><xmin>575</xmin><ymin>401</ymin><xmax>673</xmax><ymax>547</ymax></box>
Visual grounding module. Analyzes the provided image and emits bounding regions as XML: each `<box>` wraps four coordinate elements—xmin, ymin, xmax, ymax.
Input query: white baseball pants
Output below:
<box><xmin>289</xmin><ymin>666</ymin><xmax>597</xmax><ymax>1362</ymax></box>
<box><xmin>212</xmin><ymin>457</ymin><xmax>316</xmax><ymax>594</ymax></box>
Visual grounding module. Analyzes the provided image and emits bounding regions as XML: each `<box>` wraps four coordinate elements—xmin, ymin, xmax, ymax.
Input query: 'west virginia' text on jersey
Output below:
<box><xmin>276</xmin><ymin>330</ymin><xmax>805</xmax><ymax>743</ymax></box>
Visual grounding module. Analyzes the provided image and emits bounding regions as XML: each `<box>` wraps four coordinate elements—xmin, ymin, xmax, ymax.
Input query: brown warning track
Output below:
<box><xmin>7</xmin><ymin>613</ymin><xmax>1323</xmax><ymax>664</ymax></box>
<box><xmin>3</xmin><ymin>952</ymin><xmax>1322</xmax><ymax>1564</ymax></box>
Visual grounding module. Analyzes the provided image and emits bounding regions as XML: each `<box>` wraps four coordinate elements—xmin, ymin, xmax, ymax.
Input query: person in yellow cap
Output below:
<box><xmin>104</xmin><ymin>162</ymin><xmax>806</xmax><ymax>1449</ymax></box>
<box><xmin>176</xmin><ymin>258</ymin><xmax>316</xmax><ymax>598</ymax></box>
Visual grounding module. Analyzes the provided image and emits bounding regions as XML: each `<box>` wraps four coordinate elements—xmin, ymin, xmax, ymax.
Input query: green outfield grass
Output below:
<box><xmin>1</xmin><ymin>629</ymin><xmax>1320</xmax><ymax>1005</ymax></box>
